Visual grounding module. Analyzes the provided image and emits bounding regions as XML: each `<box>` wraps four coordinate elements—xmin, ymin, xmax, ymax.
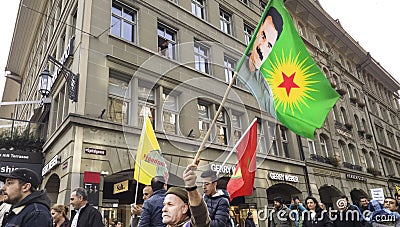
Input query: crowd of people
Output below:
<box><xmin>269</xmin><ymin>194</ymin><xmax>400</xmax><ymax>227</ymax></box>
<box><xmin>2</xmin><ymin>166</ymin><xmax>400</xmax><ymax>227</ymax></box>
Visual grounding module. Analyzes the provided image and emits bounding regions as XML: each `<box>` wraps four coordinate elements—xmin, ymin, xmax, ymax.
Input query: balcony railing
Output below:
<box><xmin>0</xmin><ymin>118</ymin><xmax>46</xmax><ymax>151</ymax></box>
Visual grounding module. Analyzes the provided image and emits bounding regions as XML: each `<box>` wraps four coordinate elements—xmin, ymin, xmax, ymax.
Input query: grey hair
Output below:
<box><xmin>72</xmin><ymin>187</ymin><xmax>88</xmax><ymax>201</ymax></box>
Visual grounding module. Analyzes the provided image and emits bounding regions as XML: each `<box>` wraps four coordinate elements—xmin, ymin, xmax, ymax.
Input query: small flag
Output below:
<box><xmin>134</xmin><ymin>116</ymin><xmax>169</xmax><ymax>185</ymax></box>
<box><xmin>227</xmin><ymin>119</ymin><xmax>257</xmax><ymax>201</ymax></box>
<box><xmin>236</xmin><ymin>0</ymin><xmax>339</xmax><ymax>139</ymax></box>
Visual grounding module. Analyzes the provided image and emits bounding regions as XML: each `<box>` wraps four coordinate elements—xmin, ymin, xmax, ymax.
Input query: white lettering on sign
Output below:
<box><xmin>42</xmin><ymin>155</ymin><xmax>61</xmax><ymax>176</ymax></box>
<box><xmin>210</xmin><ymin>163</ymin><xmax>235</xmax><ymax>174</ymax></box>
<box><xmin>269</xmin><ymin>172</ymin><xmax>299</xmax><ymax>183</ymax></box>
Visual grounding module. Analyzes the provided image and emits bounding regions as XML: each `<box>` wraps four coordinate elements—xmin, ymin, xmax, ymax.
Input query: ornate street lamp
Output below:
<box><xmin>38</xmin><ymin>68</ymin><xmax>52</xmax><ymax>97</ymax></box>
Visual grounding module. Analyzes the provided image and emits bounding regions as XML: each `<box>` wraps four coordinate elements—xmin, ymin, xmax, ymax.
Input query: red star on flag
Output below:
<box><xmin>278</xmin><ymin>72</ymin><xmax>299</xmax><ymax>96</ymax></box>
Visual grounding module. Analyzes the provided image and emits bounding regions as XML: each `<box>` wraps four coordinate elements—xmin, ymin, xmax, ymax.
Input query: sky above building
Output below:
<box><xmin>1</xmin><ymin>1</ymin><xmax>400</xmax><ymax>101</ymax></box>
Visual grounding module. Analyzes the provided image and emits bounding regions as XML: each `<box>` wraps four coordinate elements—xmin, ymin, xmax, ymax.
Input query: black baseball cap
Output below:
<box><xmin>0</xmin><ymin>168</ymin><xmax>41</xmax><ymax>188</ymax></box>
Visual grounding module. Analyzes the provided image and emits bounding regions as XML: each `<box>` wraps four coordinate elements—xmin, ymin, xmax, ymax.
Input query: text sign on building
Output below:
<box><xmin>42</xmin><ymin>155</ymin><xmax>61</xmax><ymax>176</ymax></box>
<box><xmin>84</xmin><ymin>171</ymin><xmax>100</xmax><ymax>206</ymax></box>
<box><xmin>113</xmin><ymin>180</ymin><xmax>129</xmax><ymax>194</ymax></box>
<box><xmin>269</xmin><ymin>171</ymin><xmax>299</xmax><ymax>183</ymax></box>
<box><xmin>85</xmin><ymin>147</ymin><xmax>106</xmax><ymax>156</ymax></box>
<box><xmin>345</xmin><ymin>173</ymin><xmax>367</xmax><ymax>182</ymax></box>
<box><xmin>210</xmin><ymin>163</ymin><xmax>235</xmax><ymax>175</ymax></box>
<box><xmin>0</xmin><ymin>150</ymin><xmax>44</xmax><ymax>178</ymax></box>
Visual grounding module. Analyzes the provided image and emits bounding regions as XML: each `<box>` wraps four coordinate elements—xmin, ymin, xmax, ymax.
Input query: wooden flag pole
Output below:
<box><xmin>192</xmin><ymin>71</ymin><xmax>239</xmax><ymax>165</ymax></box>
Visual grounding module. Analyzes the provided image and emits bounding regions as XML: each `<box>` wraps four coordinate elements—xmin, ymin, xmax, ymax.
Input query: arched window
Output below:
<box><xmin>315</xmin><ymin>36</ymin><xmax>322</xmax><ymax>49</ymax></box>
<box><xmin>298</xmin><ymin>22</ymin><xmax>306</xmax><ymax>38</ymax></box>
<box><xmin>339</xmin><ymin>141</ymin><xmax>348</xmax><ymax>163</ymax></box>
<box><xmin>340</xmin><ymin>107</ymin><xmax>348</xmax><ymax>124</ymax></box>
<box><xmin>348</xmin><ymin>144</ymin><xmax>359</xmax><ymax>165</ymax></box>
<box><xmin>362</xmin><ymin>149</ymin><xmax>371</xmax><ymax>168</ymax></box>
<box><xmin>354</xmin><ymin>115</ymin><xmax>361</xmax><ymax>131</ymax></box>
<box><xmin>320</xmin><ymin>134</ymin><xmax>329</xmax><ymax>157</ymax></box>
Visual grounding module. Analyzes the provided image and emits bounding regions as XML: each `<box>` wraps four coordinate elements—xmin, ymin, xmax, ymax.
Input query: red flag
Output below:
<box><xmin>227</xmin><ymin>119</ymin><xmax>257</xmax><ymax>201</ymax></box>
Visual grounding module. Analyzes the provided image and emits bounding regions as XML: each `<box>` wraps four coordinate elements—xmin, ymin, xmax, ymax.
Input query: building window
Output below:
<box><xmin>215</xmin><ymin>106</ymin><xmax>228</xmax><ymax>145</ymax></box>
<box><xmin>220</xmin><ymin>9</ymin><xmax>232</xmax><ymax>35</ymax></box>
<box><xmin>241</xmin><ymin>0</ymin><xmax>250</xmax><ymax>6</ymax></box>
<box><xmin>244</xmin><ymin>23</ymin><xmax>253</xmax><ymax>45</ymax></box>
<box><xmin>198</xmin><ymin>102</ymin><xmax>211</xmax><ymax>141</ymax></box>
<box><xmin>308</xmin><ymin>139</ymin><xmax>316</xmax><ymax>155</ymax></box>
<box><xmin>268</xmin><ymin>122</ymin><xmax>278</xmax><ymax>156</ymax></box>
<box><xmin>339</xmin><ymin>142</ymin><xmax>347</xmax><ymax>163</ymax></box>
<box><xmin>280</xmin><ymin>126</ymin><xmax>289</xmax><ymax>158</ymax></box>
<box><xmin>107</xmin><ymin>76</ymin><xmax>130</xmax><ymax>124</ymax></box>
<box><xmin>162</xmin><ymin>90</ymin><xmax>178</xmax><ymax>134</ymax></box>
<box><xmin>138</xmin><ymin>83</ymin><xmax>156</xmax><ymax>128</ymax></box>
<box><xmin>260</xmin><ymin>0</ymin><xmax>267</xmax><ymax>13</ymax></box>
<box><xmin>315</xmin><ymin>36</ymin><xmax>322</xmax><ymax>49</ymax></box>
<box><xmin>232</xmin><ymin>113</ymin><xmax>242</xmax><ymax>144</ymax></box>
<box><xmin>320</xmin><ymin>135</ymin><xmax>329</xmax><ymax>157</ymax></box>
<box><xmin>298</xmin><ymin>22</ymin><xmax>305</xmax><ymax>37</ymax></box>
<box><xmin>157</xmin><ymin>23</ymin><xmax>177</xmax><ymax>60</ymax></box>
<box><xmin>191</xmin><ymin>0</ymin><xmax>206</xmax><ymax>19</ymax></box>
<box><xmin>256</xmin><ymin>121</ymin><xmax>267</xmax><ymax>154</ymax></box>
<box><xmin>224</xmin><ymin>55</ymin><xmax>236</xmax><ymax>84</ymax></box>
<box><xmin>194</xmin><ymin>41</ymin><xmax>210</xmax><ymax>74</ymax></box>
<box><xmin>111</xmin><ymin>1</ymin><xmax>136</xmax><ymax>42</ymax></box>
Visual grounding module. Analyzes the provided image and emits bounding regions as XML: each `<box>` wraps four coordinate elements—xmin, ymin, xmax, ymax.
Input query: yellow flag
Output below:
<box><xmin>396</xmin><ymin>185</ymin><xmax>400</xmax><ymax>195</ymax></box>
<box><xmin>134</xmin><ymin>116</ymin><xmax>169</xmax><ymax>185</ymax></box>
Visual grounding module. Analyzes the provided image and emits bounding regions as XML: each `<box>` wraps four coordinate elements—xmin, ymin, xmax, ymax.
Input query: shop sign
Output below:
<box><xmin>0</xmin><ymin>150</ymin><xmax>44</xmax><ymax>178</ymax></box>
<box><xmin>336</xmin><ymin>128</ymin><xmax>352</xmax><ymax>138</ymax></box>
<box><xmin>345</xmin><ymin>173</ymin><xmax>367</xmax><ymax>182</ymax></box>
<box><xmin>113</xmin><ymin>180</ymin><xmax>129</xmax><ymax>194</ymax></box>
<box><xmin>269</xmin><ymin>171</ymin><xmax>299</xmax><ymax>183</ymax></box>
<box><xmin>85</xmin><ymin>147</ymin><xmax>106</xmax><ymax>156</ymax></box>
<box><xmin>84</xmin><ymin>171</ymin><xmax>100</xmax><ymax>206</ymax></box>
<box><xmin>42</xmin><ymin>155</ymin><xmax>61</xmax><ymax>176</ymax></box>
<box><xmin>210</xmin><ymin>163</ymin><xmax>235</xmax><ymax>174</ymax></box>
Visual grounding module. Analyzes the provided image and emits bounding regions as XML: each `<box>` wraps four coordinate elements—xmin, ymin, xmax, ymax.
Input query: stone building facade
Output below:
<box><xmin>2</xmin><ymin>0</ymin><xmax>400</xmax><ymax>226</ymax></box>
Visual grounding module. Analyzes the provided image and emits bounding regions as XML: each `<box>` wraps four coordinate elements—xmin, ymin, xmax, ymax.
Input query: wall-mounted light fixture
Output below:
<box><xmin>38</xmin><ymin>55</ymin><xmax>79</xmax><ymax>102</ymax></box>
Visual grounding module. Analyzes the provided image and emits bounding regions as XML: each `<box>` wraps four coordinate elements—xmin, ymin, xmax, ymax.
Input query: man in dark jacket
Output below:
<box><xmin>270</xmin><ymin>197</ymin><xmax>295</xmax><ymax>227</ymax></box>
<box><xmin>139</xmin><ymin>176</ymin><xmax>167</xmax><ymax>227</ymax></box>
<box><xmin>333</xmin><ymin>196</ymin><xmax>362</xmax><ymax>227</ymax></box>
<box><xmin>70</xmin><ymin>187</ymin><xmax>104</xmax><ymax>227</ymax></box>
<box><xmin>201</xmin><ymin>170</ymin><xmax>230</xmax><ymax>227</ymax></box>
<box><xmin>0</xmin><ymin>168</ymin><xmax>52</xmax><ymax>227</ymax></box>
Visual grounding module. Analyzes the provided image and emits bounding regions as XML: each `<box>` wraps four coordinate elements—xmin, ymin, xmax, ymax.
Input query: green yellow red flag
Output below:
<box><xmin>236</xmin><ymin>0</ymin><xmax>339</xmax><ymax>139</ymax></box>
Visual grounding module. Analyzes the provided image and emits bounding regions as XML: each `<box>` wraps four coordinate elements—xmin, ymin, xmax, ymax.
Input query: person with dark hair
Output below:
<box><xmin>51</xmin><ymin>204</ymin><xmax>70</xmax><ymax>227</ymax></box>
<box><xmin>358</xmin><ymin>196</ymin><xmax>369</xmax><ymax>213</ymax></box>
<box><xmin>333</xmin><ymin>195</ymin><xmax>362</xmax><ymax>227</ymax></box>
<box><xmin>138</xmin><ymin>176</ymin><xmax>167</xmax><ymax>227</ymax></box>
<box><xmin>245</xmin><ymin>212</ymin><xmax>256</xmax><ymax>227</ymax></box>
<box><xmin>270</xmin><ymin>197</ymin><xmax>295</xmax><ymax>227</ymax></box>
<box><xmin>368</xmin><ymin>197</ymin><xmax>400</xmax><ymax>226</ymax></box>
<box><xmin>70</xmin><ymin>187</ymin><xmax>104</xmax><ymax>227</ymax></box>
<box><xmin>289</xmin><ymin>196</ymin><xmax>306</xmax><ymax>227</ymax></box>
<box><xmin>0</xmin><ymin>168</ymin><xmax>52</xmax><ymax>227</ymax></box>
<box><xmin>303</xmin><ymin>196</ymin><xmax>333</xmax><ymax>227</ymax></box>
<box><xmin>249</xmin><ymin>6</ymin><xmax>283</xmax><ymax>72</ymax></box>
<box><xmin>200</xmin><ymin>169</ymin><xmax>230</xmax><ymax>227</ymax></box>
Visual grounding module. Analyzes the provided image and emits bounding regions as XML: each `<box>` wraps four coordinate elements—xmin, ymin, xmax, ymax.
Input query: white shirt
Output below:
<box><xmin>71</xmin><ymin>204</ymin><xmax>87</xmax><ymax>227</ymax></box>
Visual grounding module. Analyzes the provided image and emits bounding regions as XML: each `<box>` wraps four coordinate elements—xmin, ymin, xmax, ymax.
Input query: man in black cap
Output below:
<box><xmin>270</xmin><ymin>197</ymin><xmax>295</xmax><ymax>227</ymax></box>
<box><xmin>0</xmin><ymin>168</ymin><xmax>52</xmax><ymax>227</ymax></box>
<box><xmin>161</xmin><ymin>163</ymin><xmax>210</xmax><ymax>226</ymax></box>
